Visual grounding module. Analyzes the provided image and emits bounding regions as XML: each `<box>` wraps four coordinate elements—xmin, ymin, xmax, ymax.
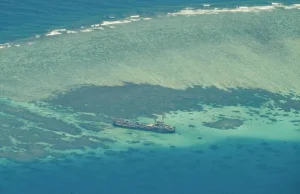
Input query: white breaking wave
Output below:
<box><xmin>169</xmin><ymin>3</ymin><xmax>300</xmax><ymax>16</ymax></box>
<box><xmin>130</xmin><ymin>18</ymin><xmax>140</xmax><ymax>22</ymax></box>
<box><xmin>101</xmin><ymin>20</ymin><xmax>132</xmax><ymax>25</ymax></box>
<box><xmin>45</xmin><ymin>29</ymin><xmax>68</xmax><ymax>36</ymax></box>
<box><xmin>46</xmin><ymin>30</ymin><xmax>62</xmax><ymax>36</ymax></box>
<box><xmin>0</xmin><ymin>2</ymin><xmax>299</xmax><ymax>49</ymax></box>
<box><xmin>271</xmin><ymin>2</ymin><xmax>282</xmax><ymax>6</ymax></box>
<box><xmin>66</xmin><ymin>30</ymin><xmax>77</xmax><ymax>34</ymax></box>
<box><xmin>80</xmin><ymin>29</ymin><xmax>93</xmax><ymax>32</ymax></box>
<box><xmin>130</xmin><ymin>15</ymin><xmax>140</xmax><ymax>18</ymax></box>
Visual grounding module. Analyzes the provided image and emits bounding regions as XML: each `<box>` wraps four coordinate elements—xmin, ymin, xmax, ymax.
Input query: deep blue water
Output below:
<box><xmin>0</xmin><ymin>0</ymin><xmax>298</xmax><ymax>43</ymax></box>
<box><xmin>1</xmin><ymin>139</ymin><xmax>300</xmax><ymax>194</ymax></box>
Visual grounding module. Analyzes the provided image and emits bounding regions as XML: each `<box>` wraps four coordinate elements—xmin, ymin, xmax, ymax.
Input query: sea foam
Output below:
<box><xmin>0</xmin><ymin>3</ymin><xmax>299</xmax><ymax>49</ymax></box>
<box><xmin>169</xmin><ymin>3</ymin><xmax>300</xmax><ymax>16</ymax></box>
<box><xmin>101</xmin><ymin>20</ymin><xmax>132</xmax><ymax>26</ymax></box>
<box><xmin>46</xmin><ymin>30</ymin><xmax>62</xmax><ymax>36</ymax></box>
<box><xmin>81</xmin><ymin>29</ymin><xmax>93</xmax><ymax>32</ymax></box>
<box><xmin>130</xmin><ymin>15</ymin><xmax>140</xmax><ymax>18</ymax></box>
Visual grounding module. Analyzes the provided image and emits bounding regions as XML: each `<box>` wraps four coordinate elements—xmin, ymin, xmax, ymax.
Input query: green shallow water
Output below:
<box><xmin>1</xmin><ymin>84</ymin><xmax>300</xmax><ymax>162</ymax></box>
<box><xmin>0</xmin><ymin>6</ymin><xmax>300</xmax><ymax>163</ymax></box>
<box><xmin>1</xmin><ymin>7</ymin><xmax>300</xmax><ymax>102</ymax></box>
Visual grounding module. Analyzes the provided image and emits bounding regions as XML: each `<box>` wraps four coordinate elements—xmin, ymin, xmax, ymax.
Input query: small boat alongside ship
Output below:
<box><xmin>112</xmin><ymin>116</ymin><xmax>176</xmax><ymax>133</ymax></box>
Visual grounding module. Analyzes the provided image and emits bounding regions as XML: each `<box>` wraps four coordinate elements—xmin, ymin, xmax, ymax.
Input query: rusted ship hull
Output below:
<box><xmin>112</xmin><ymin>119</ymin><xmax>175</xmax><ymax>133</ymax></box>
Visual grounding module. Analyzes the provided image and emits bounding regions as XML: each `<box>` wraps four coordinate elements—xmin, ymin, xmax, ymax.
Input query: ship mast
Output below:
<box><xmin>162</xmin><ymin>113</ymin><xmax>166</xmax><ymax>123</ymax></box>
<box><xmin>153</xmin><ymin>114</ymin><xmax>166</xmax><ymax>125</ymax></box>
<box><xmin>153</xmin><ymin>115</ymin><xmax>158</xmax><ymax>124</ymax></box>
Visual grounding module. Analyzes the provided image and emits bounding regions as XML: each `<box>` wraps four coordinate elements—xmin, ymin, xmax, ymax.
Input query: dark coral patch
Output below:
<box><xmin>78</xmin><ymin>122</ymin><xmax>104</xmax><ymax>132</ymax></box>
<box><xmin>209</xmin><ymin>144</ymin><xmax>220</xmax><ymax>150</ymax></box>
<box><xmin>0</xmin><ymin>144</ymin><xmax>48</xmax><ymax>162</ymax></box>
<box><xmin>203</xmin><ymin>118</ymin><xmax>243</xmax><ymax>130</ymax></box>
<box><xmin>143</xmin><ymin>141</ymin><xmax>154</xmax><ymax>146</ymax></box>
<box><xmin>193</xmin><ymin>150</ymin><xmax>204</xmax><ymax>154</ymax></box>
<box><xmin>1</xmin><ymin>104</ymin><xmax>81</xmax><ymax>135</ymax></box>
<box><xmin>46</xmin><ymin>83</ymin><xmax>300</xmax><ymax>120</ymax></box>
<box><xmin>127</xmin><ymin>140</ymin><xmax>140</xmax><ymax>144</ymax></box>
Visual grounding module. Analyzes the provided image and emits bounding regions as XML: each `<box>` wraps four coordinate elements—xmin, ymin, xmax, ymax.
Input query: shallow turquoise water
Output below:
<box><xmin>1</xmin><ymin>0</ymin><xmax>300</xmax><ymax>194</ymax></box>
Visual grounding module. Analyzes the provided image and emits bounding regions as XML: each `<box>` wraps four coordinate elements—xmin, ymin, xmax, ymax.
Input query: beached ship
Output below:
<box><xmin>112</xmin><ymin>116</ymin><xmax>176</xmax><ymax>133</ymax></box>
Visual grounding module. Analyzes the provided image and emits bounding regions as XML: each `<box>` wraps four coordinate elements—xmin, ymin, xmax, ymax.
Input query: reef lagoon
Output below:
<box><xmin>1</xmin><ymin>1</ymin><xmax>300</xmax><ymax>194</ymax></box>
